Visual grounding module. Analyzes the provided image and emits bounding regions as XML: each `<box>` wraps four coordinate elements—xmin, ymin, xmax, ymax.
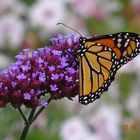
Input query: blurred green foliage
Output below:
<box><xmin>20</xmin><ymin>0</ymin><xmax>34</xmax><ymax>5</ymax></box>
<box><xmin>118</xmin><ymin>73</ymin><xmax>136</xmax><ymax>102</ymax></box>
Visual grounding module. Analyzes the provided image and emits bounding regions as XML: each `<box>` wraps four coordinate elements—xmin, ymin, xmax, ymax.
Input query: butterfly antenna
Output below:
<box><xmin>57</xmin><ymin>22</ymin><xmax>83</xmax><ymax>37</ymax></box>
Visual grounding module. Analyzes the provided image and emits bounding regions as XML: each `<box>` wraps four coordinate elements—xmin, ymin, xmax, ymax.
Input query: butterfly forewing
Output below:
<box><xmin>79</xmin><ymin>42</ymin><xmax>117</xmax><ymax>105</ymax></box>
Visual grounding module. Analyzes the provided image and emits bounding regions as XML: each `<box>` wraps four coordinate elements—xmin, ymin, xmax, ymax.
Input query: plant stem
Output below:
<box><xmin>28</xmin><ymin>108</ymin><xmax>36</xmax><ymax>122</ymax></box>
<box><xmin>31</xmin><ymin>96</ymin><xmax>52</xmax><ymax>124</ymax></box>
<box><xmin>19</xmin><ymin>123</ymin><xmax>31</xmax><ymax>140</ymax></box>
<box><xmin>17</xmin><ymin>107</ymin><xmax>29</xmax><ymax>125</ymax></box>
<box><xmin>31</xmin><ymin>106</ymin><xmax>45</xmax><ymax>124</ymax></box>
<box><xmin>19</xmin><ymin>96</ymin><xmax>52</xmax><ymax>140</ymax></box>
<box><xmin>19</xmin><ymin>108</ymin><xmax>36</xmax><ymax>140</ymax></box>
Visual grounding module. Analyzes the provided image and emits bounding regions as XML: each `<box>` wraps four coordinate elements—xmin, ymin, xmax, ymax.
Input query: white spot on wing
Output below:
<box><xmin>118</xmin><ymin>38</ymin><xmax>122</xmax><ymax>42</ymax></box>
<box><xmin>117</xmin><ymin>43</ymin><xmax>121</xmax><ymax>47</ymax></box>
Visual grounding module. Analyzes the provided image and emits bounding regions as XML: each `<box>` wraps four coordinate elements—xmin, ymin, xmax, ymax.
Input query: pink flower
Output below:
<box><xmin>29</xmin><ymin>0</ymin><xmax>65</xmax><ymax>32</ymax></box>
<box><xmin>0</xmin><ymin>14</ymin><xmax>25</xmax><ymax>48</ymax></box>
<box><xmin>69</xmin><ymin>0</ymin><xmax>122</xmax><ymax>20</ymax></box>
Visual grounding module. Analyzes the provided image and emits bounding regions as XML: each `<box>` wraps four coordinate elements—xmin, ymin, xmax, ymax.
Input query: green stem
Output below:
<box><xmin>28</xmin><ymin>108</ymin><xmax>36</xmax><ymax>122</ymax></box>
<box><xmin>17</xmin><ymin>107</ymin><xmax>29</xmax><ymax>125</ymax></box>
<box><xmin>19</xmin><ymin>108</ymin><xmax>36</xmax><ymax>140</ymax></box>
<box><xmin>19</xmin><ymin>96</ymin><xmax>52</xmax><ymax>140</ymax></box>
<box><xmin>31</xmin><ymin>96</ymin><xmax>52</xmax><ymax>124</ymax></box>
<box><xmin>19</xmin><ymin>124</ymin><xmax>31</xmax><ymax>140</ymax></box>
<box><xmin>31</xmin><ymin>106</ymin><xmax>45</xmax><ymax>124</ymax></box>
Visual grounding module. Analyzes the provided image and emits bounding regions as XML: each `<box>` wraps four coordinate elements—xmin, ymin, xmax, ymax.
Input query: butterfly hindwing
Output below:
<box><xmin>93</xmin><ymin>32</ymin><xmax>140</xmax><ymax>68</ymax></box>
<box><xmin>113</xmin><ymin>32</ymin><xmax>140</xmax><ymax>67</ymax></box>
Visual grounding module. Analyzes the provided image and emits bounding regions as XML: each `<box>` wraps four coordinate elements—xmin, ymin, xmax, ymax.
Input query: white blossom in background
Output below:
<box><xmin>0</xmin><ymin>0</ymin><xmax>16</xmax><ymax>13</ymax></box>
<box><xmin>0</xmin><ymin>14</ymin><xmax>25</xmax><ymax>48</ymax></box>
<box><xmin>108</xmin><ymin>80</ymin><xmax>120</xmax><ymax>102</ymax></box>
<box><xmin>10</xmin><ymin>1</ymin><xmax>27</xmax><ymax>16</ymax></box>
<box><xmin>64</xmin><ymin>15</ymin><xmax>88</xmax><ymax>36</ymax></box>
<box><xmin>61</xmin><ymin>117</ymin><xmax>101</xmax><ymax>140</ymax></box>
<box><xmin>29</xmin><ymin>0</ymin><xmax>65</xmax><ymax>33</ymax></box>
<box><xmin>0</xmin><ymin>0</ymin><xmax>26</xmax><ymax>16</ymax></box>
<box><xmin>89</xmin><ymin>104</ymin><xmax>121</xmax><ymax>140</ymax></box>
<box><xmin>118</xmin><ymin>55</ymin><xmax>140</xmax><ymax>75</ymax></box>
<box><xmin>125</xmin><ymin>92</ymin><xmax>140</xmax><ymax>117</ymax></box>
<box><xmin>69</xmin><ymin>0</ymin><xmax>122</xmax><ymax>19</ymax></box>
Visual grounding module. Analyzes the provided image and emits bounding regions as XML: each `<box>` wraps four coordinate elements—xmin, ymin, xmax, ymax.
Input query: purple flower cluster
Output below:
<box><xmin>0</xmin><ymin>33</ymin><xmax>79</xmax><ymax>108</ymax></box>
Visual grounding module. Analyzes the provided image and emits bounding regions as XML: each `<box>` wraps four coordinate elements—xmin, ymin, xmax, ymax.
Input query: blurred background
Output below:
<box><xmin>0</xmin><ymin>0</ymin><xmax>140</xmax><ymax>140</ymax></box>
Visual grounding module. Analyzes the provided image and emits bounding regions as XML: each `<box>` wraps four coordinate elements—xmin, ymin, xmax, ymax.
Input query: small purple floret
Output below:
<box><xmin>52</xmin><ymin>50</ymin><xmax>62</xmax><ymax>56</ymax></box>
<box><xmin>39</xmin><ymin>73</ymin><xmax>46</xmax><ymax>82</ymax></box>
<box><xmin>24</xmin><ymin>93</ymin><xmax>31</xmax><ymax>100</ymax></box>
<box><xmin>65</xmin><ymin>76</ymin><xmax>73</xmax><ymax>82</ymax></box>
<box><xmin>30</xmin><ymin>89</ymin><xmax>35</xmax><ymax>94</ymax></box>
<box><xmin>40</xmin><ymin>100</ymin><xmax>48</xmax><ymax>107</ymax></box>
<box><xmin>11</xmin><ymin>82</ymin><xmax>17</xmax><ymax>88</ymax></box>
<box><xmin>17</xmin><ymin>74</ymin><xmax>26</xmax><ymax>80</ymax></box>
<box><xmin>15</xmin><ymin>53</ymin><xmax>24</xmax><ymax>60</ymax></box>
<box><xmin>21</xmin><ymin>65</ymin><xmax>30</xmax><ymax>72</ymax></box>
<box><xmin>48</xmin><ymin>66</ymin><xmax>55</xmax><ymax>71</ymax></box>
<box><xmin>51</xmin><ymin>74</ymin><xmax>59</xmax><ymax>80</ymax></box>
<box><xmin>50</xmin><ymin>84</ymin><xmax>58</xmax><ymax>91</ymax></box>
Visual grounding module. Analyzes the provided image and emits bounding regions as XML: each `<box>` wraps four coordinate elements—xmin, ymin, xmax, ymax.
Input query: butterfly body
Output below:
<box><xmin>77</xmin><ymin>32</ymin><xmax>140</xmax><ymax>105</ymax></box>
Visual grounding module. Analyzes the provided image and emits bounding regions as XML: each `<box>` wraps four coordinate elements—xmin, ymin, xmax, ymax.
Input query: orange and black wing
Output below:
<box><xmin>77</xmin><ymin>32</ymin><xmax>140</xmax><ymax>105</ymax></box>
<box><xmin>78</xmin><ymin>39</ymin><xmax>118</xmax><ymax>105</ymax></box>
<box><xmin>90</xmin><ymin>32</ymin><xmax>140</xmax><ymax>68</ymax></box>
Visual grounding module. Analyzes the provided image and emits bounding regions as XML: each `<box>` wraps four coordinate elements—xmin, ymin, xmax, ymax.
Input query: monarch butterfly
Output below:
<box><xmin>57</xmin><ymin>23</ymin><xmax>140</xmax><ymax>105</ymax></box>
